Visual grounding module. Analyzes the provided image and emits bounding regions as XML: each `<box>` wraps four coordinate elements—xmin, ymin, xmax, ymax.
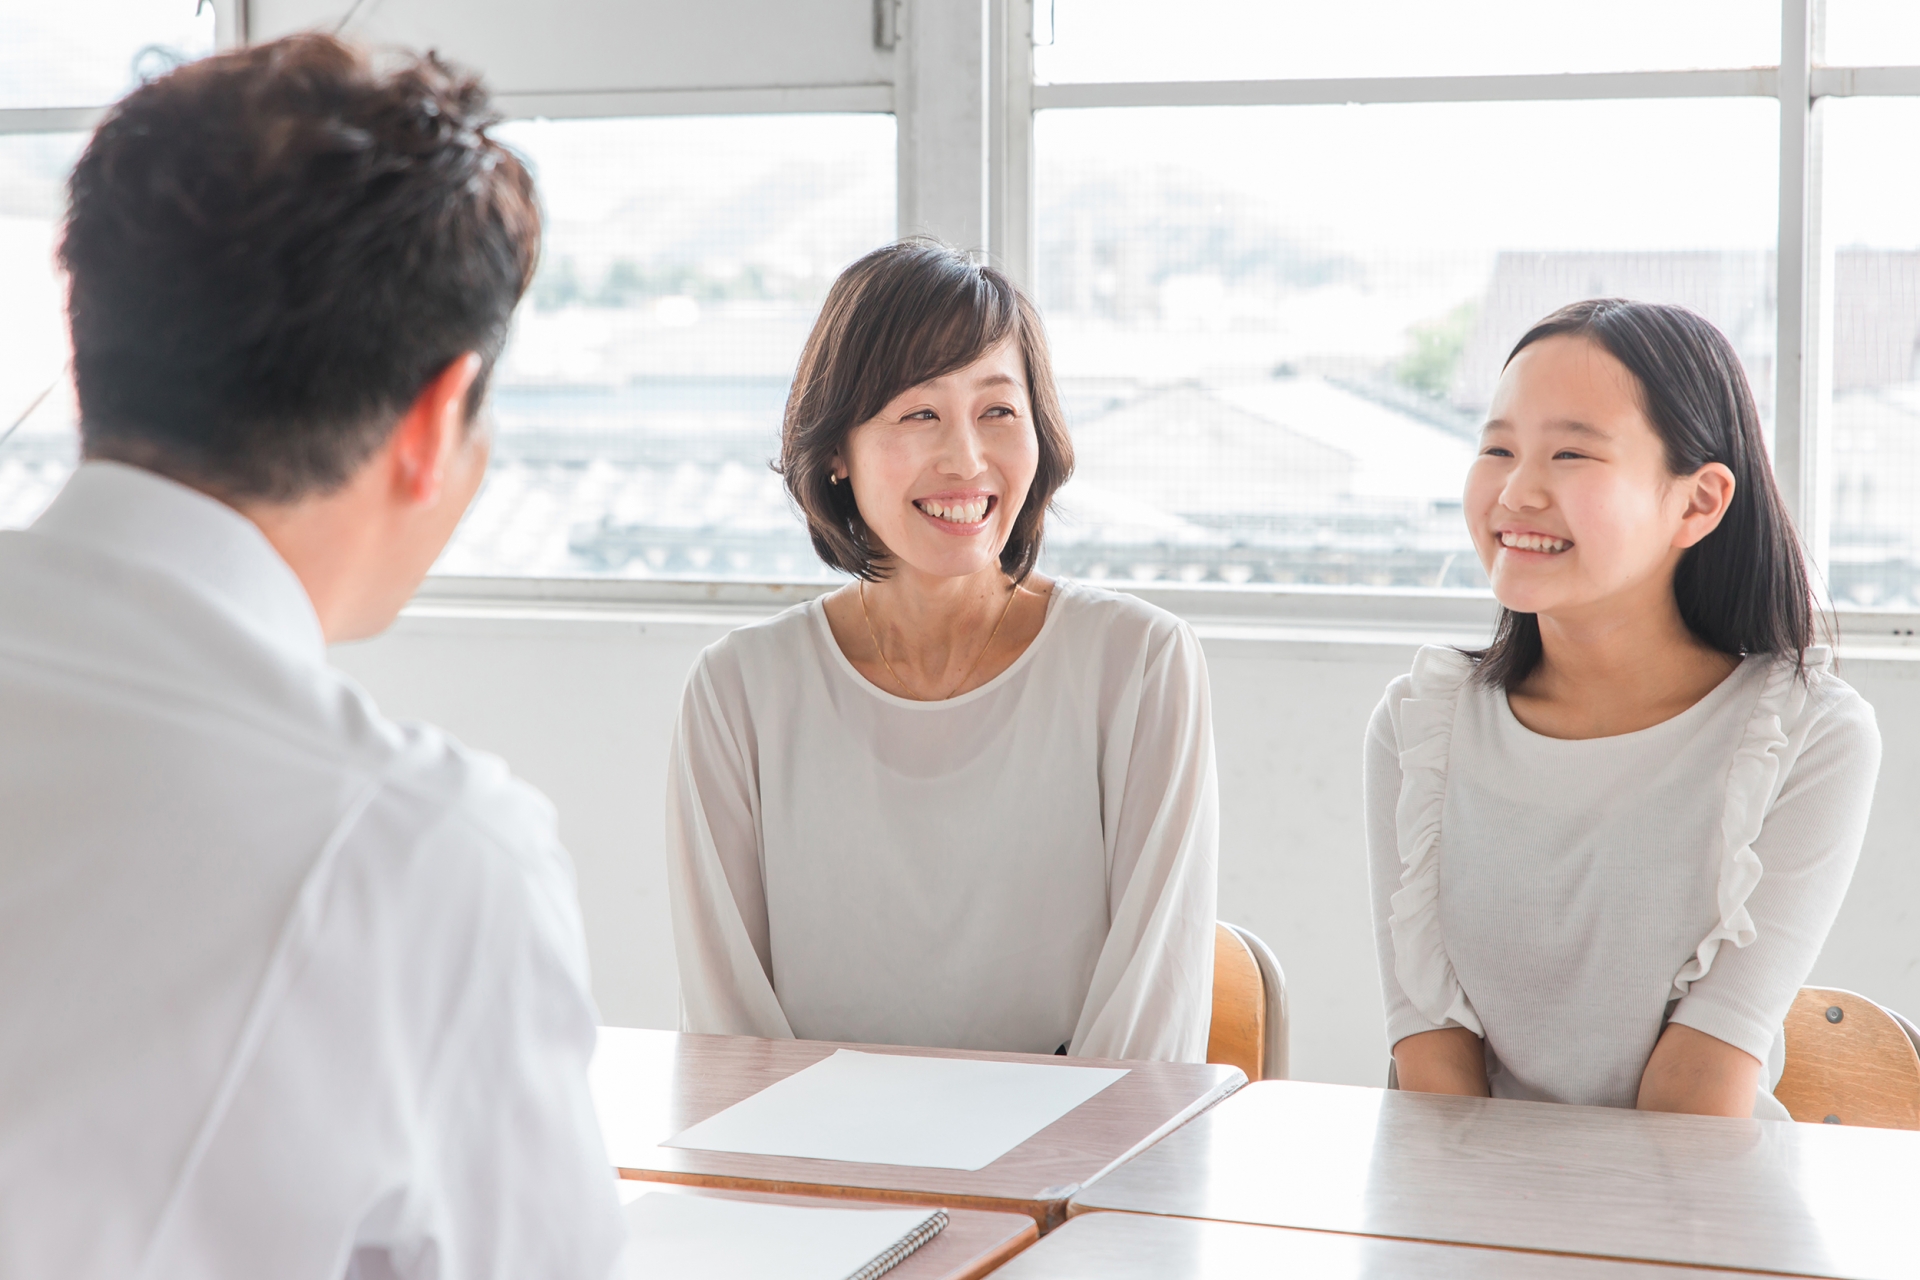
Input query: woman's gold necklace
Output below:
<box><xmin>860</xmin><ymin>578</ymin><xmax>1019</xmax><ymax>701</ymax></box>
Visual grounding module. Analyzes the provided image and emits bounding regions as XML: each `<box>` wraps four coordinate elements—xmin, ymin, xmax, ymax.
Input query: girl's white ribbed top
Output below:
<box><xmin>1365</xmin><ymin>645</ymin><xmax>1879</xmax><ymax>1117</ymax></box>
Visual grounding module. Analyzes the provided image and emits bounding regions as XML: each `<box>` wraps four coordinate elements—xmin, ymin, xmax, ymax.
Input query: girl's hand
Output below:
<box><xmin>1393</xmin><ymin>1027</ymin><xmax>1491</xmax><ymax>1097</ymax></box>
<box><xmin>1636</xmin><ymin>1023</ymin><xmax>1761</xmax><ymax>1117</ymax></box>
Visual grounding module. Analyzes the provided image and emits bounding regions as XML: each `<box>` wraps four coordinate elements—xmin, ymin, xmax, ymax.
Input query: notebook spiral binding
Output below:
<box><xmin>844</xmin><ymin>1208</ymin><xmax>949</xmax><ymax>1280</ymax></box>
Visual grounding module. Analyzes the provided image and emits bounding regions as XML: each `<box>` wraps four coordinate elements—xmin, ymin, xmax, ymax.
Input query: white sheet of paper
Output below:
<box><xmin>619</xmin><ymin>1190</ymin><xmax>941</xmax><ymax>1280</ymax></box>
<box><xmin>662</xmin><ymin>1049</ymin><xmax>1129</xmax><ymax>1171</ymax></box>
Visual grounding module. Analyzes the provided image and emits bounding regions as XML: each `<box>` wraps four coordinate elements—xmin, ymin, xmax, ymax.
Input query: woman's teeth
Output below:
<box><xmin>918</xmin><ymin>497</ymin><xmax>989</xmax><ymax>524</ymax></box>
<box><xmin>1499</xmin><ymin>531</ymin><xmax>1571</xmax><ymax>554</ymax></box>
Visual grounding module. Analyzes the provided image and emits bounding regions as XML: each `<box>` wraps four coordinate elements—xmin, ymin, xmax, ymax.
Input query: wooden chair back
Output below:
<box><xmin>1775</xmin><ymin>986</ymin><xmax>1920</xmax><ymax>1129</ymax></box>
<box><xmin>1226</xmin><ymin>922</ymin><xmax>1289</xmax><ymax>1080</ymax></box>
<box><xmin>1207</xmin><ymin>923</ymin><xmax>1265</xmax><ymax>1081</ymax></box>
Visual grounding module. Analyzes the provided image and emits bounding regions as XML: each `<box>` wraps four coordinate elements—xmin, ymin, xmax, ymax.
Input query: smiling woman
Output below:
<box><xmin>662</xmin><ymin>241</ymin><xmax>1220</xmax><ymax>1062</ymax></box>
<box><xmin>1364</xmin><ymin>299</ymin><xmax>1882</xmax><ymax>1120</ymax></box>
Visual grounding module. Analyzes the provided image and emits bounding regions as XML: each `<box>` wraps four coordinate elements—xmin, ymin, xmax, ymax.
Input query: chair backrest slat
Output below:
<box><xmin>1775</xmin><ymin>986</ymin><xmax>1920</xmax><ymax>1130</ymax></box>
<box><xmin>1206</xmin><ymin>922</ymin><xmax>1264</xmax><ymax>1081</ymax></box>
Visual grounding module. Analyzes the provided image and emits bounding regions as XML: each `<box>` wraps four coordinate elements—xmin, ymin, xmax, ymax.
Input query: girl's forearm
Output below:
<box><xmin>1636</xmin><ymin>1023</ymin><xmax>1761</xmax><ymax>1117</ymax></box>
<box><xmin>1393</xmin><ymin>1027</ymin><xmax>1491</xmax><ymax>1097</ymax></box>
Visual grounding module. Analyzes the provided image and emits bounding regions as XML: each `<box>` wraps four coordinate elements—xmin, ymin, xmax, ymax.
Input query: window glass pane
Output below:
<box><xmin>0</xmin><ymin>134</ymin><xmax>82</xmax><ymax>531</ymax></box>
<box><xmin>452</xmin><ymin>113</ymin><xmax>896</xmax><ymax>579</ymax></box>
<box><xmin>0</xmin><ymin>1</ymin><xmax>214</xmax><ymax>110</ymax></box>
<box><xmin>1823</xmin><ymin>0</ymin><xmax>1920</xmax><ymax>69</ymax></box>
<box><xmin>1036</xmin><ymin>0</ymin><xmax>1779</xmax><ymax>84</ymax></box>
<box><xmin>1033</xmin><ymin>101</ymin><xmax>1777</xmax><ymax>589</ymax></box>
<box><xmin>1821</xmin><ymin>98</ymin><xmax>1920</xmax><ymax>607</ymax></box>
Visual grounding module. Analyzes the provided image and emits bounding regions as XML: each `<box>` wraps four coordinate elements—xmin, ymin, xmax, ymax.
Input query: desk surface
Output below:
<box><xmin>1068</xmin><ymin>1080</ymin><xmax>1920</xmax><ymax>1280</ymax></box>
<box><xmin>994</xmin><ymin>1212</ymin><xmax>1768</xmax><ymax>1279</ymax></box>
<box><xmin>616</xmin><ymin>1183</ymin><xmax>1034</xmax><ymax>1280</ymax></box>
<box><xmin>592</xmin><ymin>1028</ymin><xmax>1242</xmax><ymax>1231</ymax></box>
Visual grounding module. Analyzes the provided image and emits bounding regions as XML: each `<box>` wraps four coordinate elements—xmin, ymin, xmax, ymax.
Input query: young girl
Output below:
<box><xmin>1366</xmin><ymin>299</ymin><xmax>1880</xmax><ymax>1118</ymax></box>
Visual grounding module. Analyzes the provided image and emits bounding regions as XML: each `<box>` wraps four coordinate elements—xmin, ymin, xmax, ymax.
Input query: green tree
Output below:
<box><xmin>530</xmin><ymin>256</ymin><xmax>582</xmax><ymax>311</ymax></box>
<box><xmin>1397</xmin><ymin>300</ymin><xmax>1479</xmax><ymax>400</ymax></box>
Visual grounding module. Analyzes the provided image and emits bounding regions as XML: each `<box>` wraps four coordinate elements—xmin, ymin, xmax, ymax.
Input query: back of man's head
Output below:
<box><xmin>60</xmin><ymin>33</ymin><xmax>540</xmax><ymax>502</ymax></box>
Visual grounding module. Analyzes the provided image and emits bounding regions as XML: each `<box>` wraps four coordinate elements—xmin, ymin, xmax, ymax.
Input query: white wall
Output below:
<box><xmin>332</xmin><ymin>594</ymin><xmax>1920</xmax><ymax>1086</ymax></box>
<box><xmin>249</xmin><ymin>0</ymin><xmax>891</xmax><ymax>99</ymax></box>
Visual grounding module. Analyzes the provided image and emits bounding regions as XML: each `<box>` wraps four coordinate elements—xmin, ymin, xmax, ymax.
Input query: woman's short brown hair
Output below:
<box><xmin>778</xmin><ymin>239</ymin><xmax>1073</xmax><ymax>581</ymax></box>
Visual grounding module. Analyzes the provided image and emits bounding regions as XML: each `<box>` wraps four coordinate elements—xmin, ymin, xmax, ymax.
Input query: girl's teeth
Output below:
<box><xmin>1501</xmin><ymin>531</ymin><xmax>1570</xmax><ymax>553</ymax></box>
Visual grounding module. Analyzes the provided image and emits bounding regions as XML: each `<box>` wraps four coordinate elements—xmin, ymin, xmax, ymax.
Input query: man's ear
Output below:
<box><xmin>389</xmin><ymin>353</ymin><xmax>483</xmax><ymax>506</ymax></box>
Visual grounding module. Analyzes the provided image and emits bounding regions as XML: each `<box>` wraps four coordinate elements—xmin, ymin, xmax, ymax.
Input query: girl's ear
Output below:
<box><xmin>1674</xmin><ymin>462</ymin><xmax>1737</xmax><ymax>550</ymax></box>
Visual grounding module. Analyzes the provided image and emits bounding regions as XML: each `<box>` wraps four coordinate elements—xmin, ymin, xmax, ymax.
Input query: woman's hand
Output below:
<box><xmin>1393</xmin><ymin>1027</ymin><xmax>1491</xmax><ymax>1097</ymax></box>
<box><xmin>1636</xmin><ymin>1023</ymin><xmax>1761</xmax><ymax>1117</ymax></box>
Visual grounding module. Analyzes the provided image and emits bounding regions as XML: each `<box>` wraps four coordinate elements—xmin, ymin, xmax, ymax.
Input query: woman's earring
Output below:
<box><xmin>830</xmin><ymin>472</ymin><xmax>843</xmax><ymax>486</ymax></box>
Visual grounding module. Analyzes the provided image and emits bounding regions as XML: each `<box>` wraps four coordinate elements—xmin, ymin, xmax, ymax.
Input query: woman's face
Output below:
<box><xmin>837</xmin><ymin>338</ymin><xmax>1039</xmax><ymax>582</ymax></box>
<box><xmin>1465</xmin><ymin>333</ymin><xmax>1731</xmax><ymax>620</ymax></box>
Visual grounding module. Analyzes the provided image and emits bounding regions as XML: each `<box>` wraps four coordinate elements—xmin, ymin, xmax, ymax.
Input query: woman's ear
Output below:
<box><xmin>1674</xmin><ymin>462</ymin><xmax>1737</xmax><ymax>550</ymax></box>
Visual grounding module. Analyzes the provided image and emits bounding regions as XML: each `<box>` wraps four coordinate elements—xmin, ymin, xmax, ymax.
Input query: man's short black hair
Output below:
<box><xmin>60</xmin><ymin>33</ymin><xmax>541</xmax><ymax>502</ymax></box>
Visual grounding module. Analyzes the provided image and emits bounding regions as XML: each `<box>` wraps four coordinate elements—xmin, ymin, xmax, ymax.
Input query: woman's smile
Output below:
<box><xmin>913</xmin><ymin>490</ymin><xmax>997</xmax><ymax>535</ymax></box>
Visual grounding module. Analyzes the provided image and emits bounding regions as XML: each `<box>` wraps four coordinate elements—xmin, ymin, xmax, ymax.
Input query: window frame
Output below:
<box><xmin>1013</xmin><ymin>0</ymin><xmax>1919</xmax><ymax>625</ymax></box>
<box><xmin>6</xmin><ymin>0</ymin><xmax>1920</xmax><ymax>637</ymax></box>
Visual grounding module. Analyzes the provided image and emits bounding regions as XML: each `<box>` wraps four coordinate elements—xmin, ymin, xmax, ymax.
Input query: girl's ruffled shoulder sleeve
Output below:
<box><xmin>1386</xmin><ymin>645</ymin><xmax>1484</xmax><ymax>1036</ymax></box>
<box><xmin>1670</xmin><ymin>646</ymin><xmax>1829</xmax><ymax>997</ymax></box>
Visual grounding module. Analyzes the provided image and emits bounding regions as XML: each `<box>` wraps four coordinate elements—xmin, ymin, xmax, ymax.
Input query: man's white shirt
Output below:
<box><xmin>0</xmin><ymin>462</ymin><xmax>625</xmax><ymax>1278</ymax></box>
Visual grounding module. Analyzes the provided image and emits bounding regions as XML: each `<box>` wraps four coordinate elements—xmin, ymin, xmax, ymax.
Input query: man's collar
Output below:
<box><xmin>30</xmin><ymin>461</ymin><xmax>328</xmax><ymax>663</ymax></box>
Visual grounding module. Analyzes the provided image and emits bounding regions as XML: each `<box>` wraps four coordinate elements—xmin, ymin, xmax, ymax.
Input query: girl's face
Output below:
<box><xmin>837</xmin><ymin>338</ymin><xmax>1039</xmax><ymax>582</ymax></box>
<box><xmin>1466</xmin><ymin>333</ymin><xmax>1733</xmax><ymax>620</ymax></box>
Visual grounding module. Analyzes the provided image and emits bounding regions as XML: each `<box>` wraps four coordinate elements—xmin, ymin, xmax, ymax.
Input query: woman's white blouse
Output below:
<box><xmin>1365</xmin><ymin>646</ymin><xmax>1880</xmax><ymax>1117</ymax></box>
<box><xmin>666</xmin><ymin>579</ymin><xmax>1220</xmax><ymax>1063</ymax></box>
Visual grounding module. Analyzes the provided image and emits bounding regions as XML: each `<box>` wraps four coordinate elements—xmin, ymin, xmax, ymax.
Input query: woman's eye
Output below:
<box><xmin>902</xmin><ymin>409</ymin><xmax>937</xmax><ymax>422</ymax></box>
<box><xmin>983</xmin><ymin>405</ymin><xmax>1018</xmax><ymax>419</ymax></box>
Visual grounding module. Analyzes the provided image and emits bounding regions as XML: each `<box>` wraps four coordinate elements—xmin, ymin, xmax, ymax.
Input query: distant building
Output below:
<box><xmin>1831</xmin><ymin>250</ymin><xmax>1920</xmax><ymax>394</ymax></box>
<box><xmin>1047</xmin><ymin>375</ymin><xmax>1480</xmax><ymax>588</ymax></box>
<box><xmin>14</xmin><ymin>249</ymin><xmax>1920</xmax><ymax>602</ymax></box>
<box><xmin>1452</xmin><ymin>250</ymin><xmax>1777</xmax><ymax>421</ymax></box>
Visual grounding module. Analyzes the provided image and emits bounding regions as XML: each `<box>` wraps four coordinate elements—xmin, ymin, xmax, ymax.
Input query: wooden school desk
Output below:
<box><xmin>591</xmin><ymin>1027</ymin><xmax>1243</xmax><ymax>1231</ymax></box>
<box><xmin>615</xmin><ymin>1183</ymin><xmax>1035</xmax><ymax>1280</ymax></box>
<box><xmin>1068</xmin><ymin>1080</ymin><xmax>1920</xmax><ymax>1280</ymax></box>
<box><xmin>988</xmin><ymin>1211</ymin><xmax>1771</xmax><ymax>1280</ymax></box>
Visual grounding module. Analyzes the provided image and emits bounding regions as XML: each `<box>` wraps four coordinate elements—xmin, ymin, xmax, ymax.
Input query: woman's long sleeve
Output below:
<box><xmin>1069</xmin><ymin>623</ymin><xmax>1220</xmax><ymax>1063</ymax></box>
<box><xmin>663</xmin><ymin>654</ymin><xmax>795</xmax><ymax>1039</ymax></box>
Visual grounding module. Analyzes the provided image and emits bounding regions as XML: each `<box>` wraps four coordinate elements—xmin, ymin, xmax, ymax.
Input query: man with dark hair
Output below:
<box><xmin>0</xmin><ymin>35</ymin><xmax>625</xmax><ymax>1278</ymax></box>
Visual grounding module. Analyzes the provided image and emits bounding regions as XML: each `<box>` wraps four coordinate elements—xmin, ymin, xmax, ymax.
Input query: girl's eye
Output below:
<box><xmin>1554</xmin><ymin>450</ymin><xmax>1587</xmax><ymax>461</ymax></box>
<box><xmin>1481</xmin><ymin>446</ymin><xmax>1514</xmax><ymax>458</ymax></box>
<box><xmin>984</xmin><ymin>406</ymin><xmax>1018</xmax><ymax>419</ymax></box>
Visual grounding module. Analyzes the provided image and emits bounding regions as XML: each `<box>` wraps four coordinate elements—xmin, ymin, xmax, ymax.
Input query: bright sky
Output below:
<box><xmin>0</xmin><ymin>0</ymin><xmax>213</xmax><ymax>111</ymax></box>
<box><xmin>1029</xmin><ymin>1</ymin><xmax>1920</xmax><ymax>253</ymax></box>
<box><xmin>1038</xmin><ymin>99</ymin><xmax>1780</xmax><ymax>256</ymax></box>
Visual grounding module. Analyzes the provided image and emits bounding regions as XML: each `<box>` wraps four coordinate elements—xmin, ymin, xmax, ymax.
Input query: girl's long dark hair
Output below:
<box><xmin>1470</xmin><ymin>299</ymin><xmax>1813</xmax><ymax>690</ymax></box>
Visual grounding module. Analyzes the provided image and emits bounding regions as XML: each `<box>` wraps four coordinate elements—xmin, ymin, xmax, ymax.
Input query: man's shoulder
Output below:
<box><xmin>0</xmin><ymin>529</ymin><xmax>564</xmax><ymax>889</ymax></box>
<box><xmin>327</xmin><ymin>687</ymin><xmax>568</xmax><ymax>896</ymax></box>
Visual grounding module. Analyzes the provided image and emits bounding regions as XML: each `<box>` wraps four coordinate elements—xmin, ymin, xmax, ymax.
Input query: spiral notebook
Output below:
<box><xmin>620</xmin><ymin>1187</ymin><xmax>948</xmax><ymax>1280</ymax></box>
